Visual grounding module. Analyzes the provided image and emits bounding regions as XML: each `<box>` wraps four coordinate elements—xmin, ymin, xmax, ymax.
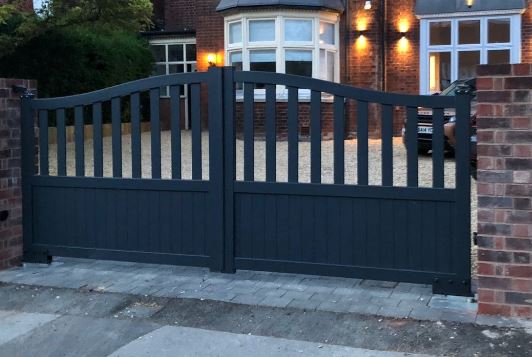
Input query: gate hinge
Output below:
<box><xmin>23</xmin><ymin>248</ymin><xmax>52</xmax><ymax>265</ymax></box>
<box><xmin>432</xmin><ymin>277</ymin><xmax>472</xmax><ymax>297</ymax></box>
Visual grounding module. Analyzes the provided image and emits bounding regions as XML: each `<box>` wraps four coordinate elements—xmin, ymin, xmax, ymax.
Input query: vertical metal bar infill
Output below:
<box><xmin>288</xmin><ymin>86</ymin><xmax>299</xmax><ymax>183</ymax></box>
<box><xmin>334</xmin><ymin>96</ymin><xmax>345</xmax><ymax>185</ymax></box>
<box><xmin>92</xmin><ymin>103</ymin><xmax>103</xmax><ymax>177</ymax></box>
<box><xmin>130</xmin><ymin>92</ymin><xmax>142</xmax><ymax>179</ymax></box>
<box><xmin>432</xmin><ymin>107</ymin><xmax>445</xmax><ymax>188</ymax></box>
<box><xmin>406</xmin><ymin>106</ymin><xmax>419</xmax><ymax>187</ymax></box>
<box><xmin>170</xmin><ymin>86</ymin><xmax>182</xmax><ymax>180</ymax></box>
<box><xmin>310</xmin><ymin>90</ymin><xmax>322</xmax><ymax>184</ymax></box>
<box><xmin>357</xmin><ymin>101</ymin><xmax>369</xmax><ymax>185</ymax></box>
<box><xmin>222</xmin><ymin>67</ymin><xmax>236</xmax><ymax>274</ymax></box>
<box><xmin>56</xmin><ymin>108</ymin><xmax>66</xmax><ymax>176</ymax></box>
<box><xmin>38</xmin><ymin>110</ymin><xmax>49</xmax><ymax>176</ymax></box>
<box><xmin>150</xmin><ymin>88</ymin><xmax>161</xmax><ymax>179</ymax></box>
<box><xmin>265</xmin><ymin>84</ymin><xmax>277</xmax><ymax>182</ymax></box>
<box><xmin>381</xmin><ymin>104</ymin><xmax>393</xmax><ymax>186</ymax></box>
<box><xmin>243</xmin><ymin>82</ymin><xmax>254</xmax><ymax>182</ymax></box>
<box><xmin>74</xmin><ymin>106</ymin><xmax>84</xmax><ymax>177</ymax></box>
<box><xmin>111</xmin><ymin>97</ymin><xmax>122</xmax><ymax>178</ymax></box>
<box><xmin>191</xmin><ymin>83</ymin><xmax>202</xmax><ymax>180</ymax></box>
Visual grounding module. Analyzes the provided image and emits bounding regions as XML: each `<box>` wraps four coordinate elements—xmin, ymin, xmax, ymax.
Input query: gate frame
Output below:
<box><xmin>20</xmin><ymin>67</ymin><xmax>472</xmax><ymax>296</ymax></box>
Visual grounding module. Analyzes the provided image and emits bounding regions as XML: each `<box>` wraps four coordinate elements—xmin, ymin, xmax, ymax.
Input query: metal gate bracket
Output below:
<box><xmin>23</xmin><ymin>248</ymin><xmax>52</xmax><ymax>265</ymax></box>
<box><xmin>432</xmin><ymin>277</ymin><xmax>472</xmax><ymax>297</ymax></box>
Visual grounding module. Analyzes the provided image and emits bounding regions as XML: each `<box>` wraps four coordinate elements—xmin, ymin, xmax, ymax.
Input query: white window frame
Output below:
<box><xmin>419</xmin><ymin>12</ymin><xmax>522</xmax><ymax>94</ymax></box>
<box><xmin>149</xmin><ymin>38</ymin><xmax>197</xmax><ymax>98</ymax></box>
<box><xmin>223</xmin><ymin>10</ymin><xmax>340</xmax><ymax>99</ymax></box>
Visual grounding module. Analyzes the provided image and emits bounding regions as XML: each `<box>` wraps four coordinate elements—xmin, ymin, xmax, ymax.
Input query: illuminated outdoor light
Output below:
<box><xmin>364</xmin><ymin>1</ymin><xmax>372</xmax><ymax>10</ymax></box>
<box><xmin>466</xmin><ymin>0</ymin><xmax>474</xmax><ymax>8</ymax></box>
<box><xmin>207</xmin><ymin>53</ymin><xmax>217</xmax><ymax>67</ymax></box>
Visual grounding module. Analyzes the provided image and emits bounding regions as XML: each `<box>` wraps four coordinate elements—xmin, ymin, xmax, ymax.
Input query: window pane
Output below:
<box><xmin>250</xmin><ymin>50</ymin><xmax>276</xmax><ymax>72</ymax></box>
<box><xmin>319</xmin><ymin>50</ymin><xmax>335</xmax><ymax>81</ymax></box>
<box><xmin>153</xmin><ymin>64</ymin><xmax>167</xmax><ymax>76</ymax></box>
<box><xmin>488</xmin><ymin>50</ymin><xmax>510</xmax><ymax>64</ymax></box>
<box><xmin>285</xmin><ymin>19</ymin><xmax>312</xmax><ymax>42</ymax></box>
<box><xmin>320</xmin><ymin>22</ymin><xmax>335</xmax><ymax>45</ymax></box>
<box><xmin>187</xmin><ymin>63</ymin><xmax>197</xmax><ymax>73</ymax></box>
<box><xmin>169</xmin><ymin>64</ymin><xmax>184</xmax><ymax>73</ymax></box>
<box><xmin>430</xmin><ymin>22</ymin><xmax>451</xmax><ymax>46</ymax></box>
<box><xmin>428</xmin><ymin>52</ymin><xmax>451</xmax><ymax>93</ymax></box>
<box><xmin>458</xmin><ymin>51</ymin><xmax>480</xmax><ymax>80</ymax></box>
<box><xmin>285</xmin><ymin>50</ymin><xmax>312</xmax><ymax>77</ymax></box>
<box><xmin>229</xmin><ymin>22</ymin><xmax>242</xmax><ymax>44</ymax></box>
<box><xmin>151</xmin><ymin>45</ymin><xmax>166</xmax><ymax>62</ymax></box>
<box><xmin>229</xmin><ymin>52</ymin><xmax>243</xmax><ymax>72</ymax></box>
<box><xmin>489</xmin><ymin>18</ymin><xmax>511</xmax><ymax>43</ymax></box>
<box><xmin>168</xmin><ymin>45</ymin><xmax>184</xmax><ymax>62</ymax></box>
<box><xmin>459</xmin><ymin>20</ymin><xmax>480</xmax><ymax>45</ymax></box>
<box><xmin>186</xmin><ymin>44</ymin><xmax>196</xmax><ymax>61</ymax></box>
<box><xmin>327</xmin><ymin>51</ymin><xmax>335</xmax><ymax>81</ymax></box>
<box><xmin>249</xmin><ymin>20</ymin><xmax>275</xmax><ymax>42</ymax></box>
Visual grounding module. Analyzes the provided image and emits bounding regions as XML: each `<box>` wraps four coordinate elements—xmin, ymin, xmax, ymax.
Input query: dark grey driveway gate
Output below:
<box><xmin>21</xmin><ymin>67</ymin><xmax>472</xmax><ymax>296</ymax></box>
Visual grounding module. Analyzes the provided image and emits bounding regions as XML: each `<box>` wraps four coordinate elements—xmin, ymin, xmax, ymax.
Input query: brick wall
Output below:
<box><xmin>476</xmin><ymin>64</ymin><xmax>532</xmax><ymax>319</ymax></box>
<box><xmin>0</xmin><ymin>79</ymin><xmax>36</xmax><ymax>271</ymax></box>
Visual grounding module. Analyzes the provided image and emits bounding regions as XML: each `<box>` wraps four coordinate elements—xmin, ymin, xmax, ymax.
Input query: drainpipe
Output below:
<box><xmin>344</xmin><ymin>0</ymin><xmax>350</xmax><ymax>82</ymax></box>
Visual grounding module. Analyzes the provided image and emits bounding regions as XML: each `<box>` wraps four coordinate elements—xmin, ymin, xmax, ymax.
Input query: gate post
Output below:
<box><xmin>208</xmin><ymin>66</ymin><xmax>236</xmax><ymax>273</ymax></box>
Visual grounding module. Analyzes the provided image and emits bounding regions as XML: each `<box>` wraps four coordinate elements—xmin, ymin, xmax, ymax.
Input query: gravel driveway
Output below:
<box><xmin>46</xmin><ymin>130</ymin><xmax>478</xmax><ymax>276</ymax></box>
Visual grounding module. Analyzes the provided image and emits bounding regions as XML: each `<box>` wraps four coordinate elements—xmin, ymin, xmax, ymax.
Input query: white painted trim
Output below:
<box><xmin>417</xmin><ymin>9</ymin><xmax>525</xmax><ymax>19</ymax></box>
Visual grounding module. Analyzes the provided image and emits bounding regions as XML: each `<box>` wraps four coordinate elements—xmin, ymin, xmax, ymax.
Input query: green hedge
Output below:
<box><xmin>0</xmin><ymin>26</ymin><xmax>154</xmax><ymax>98</ymax></box>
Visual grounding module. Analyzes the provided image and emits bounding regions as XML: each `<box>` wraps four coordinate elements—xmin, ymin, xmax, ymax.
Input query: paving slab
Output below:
<box><xmin>109</xmin><ymin>325</ymin><xmax>432</xmax><ymax>357</ymax></box>
<box><xmin>0</xmin><ymin>310</ymin><xmax>58</xmax><ymax>345</ymax></box>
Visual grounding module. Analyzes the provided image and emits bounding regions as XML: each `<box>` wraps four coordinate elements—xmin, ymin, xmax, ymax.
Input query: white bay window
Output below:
<box><xmin>225</xmin><ymin>11</ymin><xmax>340</xmax><ymax>96</ymax></box>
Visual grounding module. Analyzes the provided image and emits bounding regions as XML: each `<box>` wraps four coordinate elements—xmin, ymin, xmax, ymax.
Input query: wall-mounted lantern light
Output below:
<box><xmin>207</xmin><ymin>53</ymin><xmax>217</xmax><ymax>67</ymax></box>
<box><xmin>466</xmin><ymin>0</ymin><xmax>474</xmax><ymax>8</ymax></box>
<box><xmin>364</xmin><ymin>1</ymin><xmax>372</xmax><ymax>10</ymax></box>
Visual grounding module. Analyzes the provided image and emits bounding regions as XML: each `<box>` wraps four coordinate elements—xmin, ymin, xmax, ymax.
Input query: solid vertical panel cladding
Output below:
<box><xmin>381</xmin><ymin>104</ymin><xmax>394</xmax><ymax>186</ymax></box>
<box><xmin>33</xmin><ymin>186</ymin><xmax>208</xmax><ymax>255</ymax></box>
<box><xmin>111</xmin><ymin>97</ymin><xmax>122</xmax><ymax>178</ymax></box>
<box><xmin>150</xmin><ymin>88</ymin><xmax>161</xmax><ymax>179</ymax></box>
<box><xmin>92</xmin><ymin>102</ymin><xmax>103</xmax><ymax>177</ymax></box>
<box><xmin>432</xmin><ymin>108</ymin><xmax>445</xmax><ymax>188</ymax></box>
<box><xmin>74</xmin><ymin>106</ymin><xmax>84</xmax><ymax>177</ymax></box>
<box><xmin>334</xmin><ymin>96</ymin><xmax>345</xmax><ymax>184</ymax></box>
<box><xmin>244</xmin><ymin>83</ymin><xmax>254</xmax><ymax>181</ymax></box>
<box><xmin>170</xmin><ymin>86</ymin><xmax>182</xmax><ymax>180</ymax></box>
<box><xmin>191</xmin><ymin>83</ymin><xmax>202</xmax><ymax>180</ymax></box>
<box><xmin>357</xmin><ymin>101</ymin><xmax>369</xmax><ymax>186</ymax></box>
<box><xmin>406</xmin><ymin>106</ymin><xmax>419</xmax><ymax>187</ymax></box>
<box><xmin>310</xmin><ymin>90</ymin><xmax>321</xmax><ymax>184</ymax></box>
<box><xmin>56</xmin><ymin>109</ymin><xmax>66</xmax><ymax>176</ymax></box>
<box><xmin>38</xmin><ymin>110</ymin><xmax>49</xmax><ymax>176</ymax></box>
<box><xmin>288</xmin><ymin>87</ymin><xmax>299</xmax><ymax>183</ymax></box>
<box><xmin>130</xmin><ymin>92</ymin><xmax>142</xmax><ymax>179</ymax></box>
<box><xmin>265</xmin><ymin>84</ymin><xmax>276</xmax><ymax>182</ymax></box>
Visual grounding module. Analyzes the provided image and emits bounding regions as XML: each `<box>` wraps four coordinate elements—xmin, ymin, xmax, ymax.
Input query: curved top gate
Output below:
<box><xmin>21</xmin><ymin>67</ymin><xmax>472</xmax><ymax>296</ymax></box>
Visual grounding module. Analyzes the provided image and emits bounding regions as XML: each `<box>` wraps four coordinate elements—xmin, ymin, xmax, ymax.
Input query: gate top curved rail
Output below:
<box><xmin>31</xmin><ymin>72</ymin><xmax>210</xmax><ymax>110</ymax></box>
<box><xmin>234</xmin><ymin>71</ymin><xmax>456</xmax><ymax>108</ymax></box>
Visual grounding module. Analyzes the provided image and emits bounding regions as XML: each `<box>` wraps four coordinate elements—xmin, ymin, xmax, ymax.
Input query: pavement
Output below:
<box><xmin>0</xmin><ymin>258</ymin><xmax>531</xmax><ymax>356</ymax></box>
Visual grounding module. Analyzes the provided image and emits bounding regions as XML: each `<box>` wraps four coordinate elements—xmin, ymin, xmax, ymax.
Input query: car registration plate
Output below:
<box><xmin>417</xmin><ymin>126</ymin><xmax>433</xmax><ymax>134</ymax></box>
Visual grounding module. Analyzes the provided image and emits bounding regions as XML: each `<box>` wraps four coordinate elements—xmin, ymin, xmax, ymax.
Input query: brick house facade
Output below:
<box><xmin>147</xmin><ymin>0</ymin><xmax>529</xmax><ymax>136</ymax></box>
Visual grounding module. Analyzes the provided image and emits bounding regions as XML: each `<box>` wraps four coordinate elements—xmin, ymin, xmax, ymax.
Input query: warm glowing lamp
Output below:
<box><xmin>207</xmin><ymin>53</ymin><xmax>217</xmax><ymax>67</ymax></box>
<box><xmin>466</xmin><ymin>0</ymin><xmax>474</xmax><ymax>8</ymax></box>
<box><xmin>364</xmin><ymin>1</ymin><xmax>372</xmax><ymax>10</ymax></box>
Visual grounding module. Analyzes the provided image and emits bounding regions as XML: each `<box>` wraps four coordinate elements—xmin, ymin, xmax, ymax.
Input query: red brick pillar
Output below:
<box><xmin>476</xmin><ymin>64</ymin><xmax>532</xmax><ymax>319</ymax></box>
<box><xmin>0</xmin><ymin>79</ymin><xmax>36</xmax><ymax>271</ymax></box>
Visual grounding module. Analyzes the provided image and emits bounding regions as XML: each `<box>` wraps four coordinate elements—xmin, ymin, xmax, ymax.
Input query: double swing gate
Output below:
<box><xmin>21</xmin><ymin>67</ymin><xmax>472</xmax><ymax>296</ymax></box>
